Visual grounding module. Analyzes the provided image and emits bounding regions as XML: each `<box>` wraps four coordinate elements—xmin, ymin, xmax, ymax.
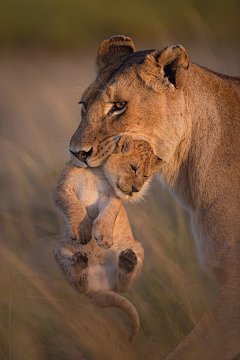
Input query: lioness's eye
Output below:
<box><xmin>111</xmin><ymin>101</ymin><xmax>127</xmax><ymax>115</ymax></box>
<box><xmin>79</xmin><ymin>101</ymin><xmax>87</xmax><ymax>112</ymax></box>
<box><xmin>115</xmin><ymin>101</ymin><xmax>126</xmax><ymax>110</ymax></box>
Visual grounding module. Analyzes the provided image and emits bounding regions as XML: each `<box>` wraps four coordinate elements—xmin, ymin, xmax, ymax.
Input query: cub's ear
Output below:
<box><xmin>95</xmin><ymin>36</ymin><xmax>135</xmax><ymax>72</ymax></box>
<box><xmin>115</xmin><ymin>135</ymin><xmax>133</xmax><ymax>156</ymax></box>
<box><xmin>151</xmin><ymin>155</ymin><xmax>166</xmax><ymax>172</ymax></box>
<box><xmin>139</xmin><ymin>45</ymin><xmax>189</xmax><ymax>91</ymax></box>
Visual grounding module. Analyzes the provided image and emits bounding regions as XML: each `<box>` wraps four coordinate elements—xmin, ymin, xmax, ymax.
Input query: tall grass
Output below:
<box><xmin>0</xmin><ymin>43</ymin><xmax>237</xmax><ymax>359</ymax></box>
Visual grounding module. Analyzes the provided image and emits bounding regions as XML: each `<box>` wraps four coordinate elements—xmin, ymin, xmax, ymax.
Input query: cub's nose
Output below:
<box><xmin>132</xmin><ymin>185</ymin><xmax>140</xmax><ymax>193</ymax></box>
<box><xmin>69</xmin><ymin>148</ymin><xmax>93</xmax><ymax>162</ymax></box>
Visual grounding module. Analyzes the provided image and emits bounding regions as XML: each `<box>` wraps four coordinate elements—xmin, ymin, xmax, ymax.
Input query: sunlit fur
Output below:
<box><xmin>103</xmin><ymin>137</ymin><xmax>164</xmax><ymax>203</ymax></box>
<box><xmin>52</xmin><ymin>138</ymin><xmax>170</xmax><ymax>341</ymax></box>
<box><xmin>69</xmin><ymin>36</ymin><xmax>240</xmax><ymax>360</ymax></box>
<box><xmin>52</xmin><ymin>158</ymin><xmax>144</xmax><ymax>342</ymax></box>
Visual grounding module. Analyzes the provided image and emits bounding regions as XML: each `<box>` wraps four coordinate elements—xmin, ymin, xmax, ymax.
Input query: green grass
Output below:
<box><xmin>0</xmin><ymin>44</ymin><xmax>237</xmax><ymax>359</ymax></box>
<box><xmin>0</xmin><ymin>0</ymin><xmax>239</xmax><ymax>51</ymax></box>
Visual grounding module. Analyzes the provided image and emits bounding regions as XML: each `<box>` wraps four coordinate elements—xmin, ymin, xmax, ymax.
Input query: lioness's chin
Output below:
<box><xmin>70</xmin><ymin>154</ymin><xmax>88</xmax><ymax>168</ymax></box>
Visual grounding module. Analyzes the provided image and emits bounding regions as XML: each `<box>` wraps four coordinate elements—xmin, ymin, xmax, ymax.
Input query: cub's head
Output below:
<box><xmin>103</xmin><ymin>136</ymin><xmax>164</xmax><ymax>201</ymax></box>
<box><xmin>69</xmin><ymin>36</ymin><xmax>190</xmax><ymax>168</ymax></box>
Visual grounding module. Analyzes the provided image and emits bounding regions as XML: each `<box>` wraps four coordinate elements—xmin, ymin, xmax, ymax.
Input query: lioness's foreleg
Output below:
<box><xmin>165</xmin><ymin>282</ymin><xmax>240</xmax><ymax>360</ymax></box>
<box><xmin>165</xmin><ymin>200</ymin><xmax>240</xmax><ymax>360</ymax></box>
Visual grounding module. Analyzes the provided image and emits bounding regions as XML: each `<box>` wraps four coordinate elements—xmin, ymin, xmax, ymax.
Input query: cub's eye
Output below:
<box><xmin>144</xmin><ymin>175</ymin><xmax>148</xmax><ymax>180</ymax></box>
<box><xmin>130</xmin><ymin>165</ymin><xmax>137</xmax><ymax>173</ymax></box>
<box><xmin>111</xmin><ymin>101</ymin><xmax>127</xmax><ymax>115</ymax></box>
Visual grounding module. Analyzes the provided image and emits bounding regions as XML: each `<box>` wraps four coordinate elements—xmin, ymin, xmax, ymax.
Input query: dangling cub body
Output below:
<box><xmin>53</xmin><ymin>136</ymin><xmax>163</xmax><ymax>342</ymax></box>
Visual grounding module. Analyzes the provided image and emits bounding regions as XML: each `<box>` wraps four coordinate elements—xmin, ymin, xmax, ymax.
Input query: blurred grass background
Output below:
<box><xmin>0</xmin><ymin>1</ymin><xmax>239</xmax><ymax>359</ymax></box>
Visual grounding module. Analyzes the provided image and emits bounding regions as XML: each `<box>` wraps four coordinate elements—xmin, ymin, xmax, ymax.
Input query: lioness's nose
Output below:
<box><xmin>69</xmin><ymin>147</ymin><xmax>93</xmax><ymax>162</ymax></box>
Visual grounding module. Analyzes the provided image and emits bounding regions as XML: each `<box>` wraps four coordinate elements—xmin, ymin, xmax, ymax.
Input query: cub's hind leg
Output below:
<box><xmin>119</xmin><ymin>249</ymin><xmax>138</xmax><ymax>272</ymax></box>
<box><xmin>117</xmin><ymin>241</ymin><xmax>144</xmax><ymax>293</ymax></box>
<box><xmin>71</xmin><ymin>252</ymin><xmax>88</xmax><ymax>272</ymax></box>
<box><xmin>54</xmin><ymin>239</ymin><xmax>89</xmax><ymax>294</ymax></box>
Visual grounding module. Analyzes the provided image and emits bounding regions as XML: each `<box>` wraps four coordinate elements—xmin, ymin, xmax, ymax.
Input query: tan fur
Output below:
<box><xmin>103</xmin><ymin>136</ymin><xmax>165</xmax><ymax>201</ymax></box>
<box><xmin>53</xmin><ymin>137</ymin><xmax>163</xmax><ymax>342</ymax></box>
<box><xmin>68</xmin><ymin>36</ymin><xmax>240</xmax><ymax>359</ymax></box>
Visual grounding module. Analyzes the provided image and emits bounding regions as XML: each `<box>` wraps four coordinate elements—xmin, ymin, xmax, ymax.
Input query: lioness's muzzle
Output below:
<box><xmin>69</xmin><ymin>148</ymin><xmax>93</xmax><ymax>163</ymax></box>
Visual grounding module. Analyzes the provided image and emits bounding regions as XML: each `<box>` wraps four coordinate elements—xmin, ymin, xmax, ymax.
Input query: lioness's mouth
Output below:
<box><xmin>69</xmin><ymin>147</ymin><xmax>93</xmax><ymax>167</ymax></box>
<box><xmin>70</xmin><ymin>153</ymin><xmax>89</xmax><ymax>168</ymax></box>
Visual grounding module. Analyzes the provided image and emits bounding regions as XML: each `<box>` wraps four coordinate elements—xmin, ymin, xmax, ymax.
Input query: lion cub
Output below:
<box><xmin>53</xmin><ymin>136</ymin><xmax>163</xmax><ymax>342</ymax></box>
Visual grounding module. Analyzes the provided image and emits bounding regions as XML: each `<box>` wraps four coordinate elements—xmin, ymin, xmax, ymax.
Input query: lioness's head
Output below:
<box><xmin>103</xmin><ymin>135</ymin><xmax>164</xmax><ymax>201</ymax></box>
<box><xmin>69</xmin><ymin>36</ymin><xmax>189</xmax><ymax>168</ymax></box>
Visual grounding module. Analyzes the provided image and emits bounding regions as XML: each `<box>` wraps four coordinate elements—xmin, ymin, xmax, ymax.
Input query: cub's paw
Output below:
<box><xmin>69</xmin><ymin>218</ymin><xmax>92</xmax><ymax>245</ymax></box>
<box><xmin>93</xmin><ymin>220</ymin><xmax>113</xmax><ymax>249</ymax></box>
<box><xmin>71</xmin><ymin>252</ymin><xmax>88</xmax><ymax>270</ymax></box>
<box><xmin>119</xmin><ymin>249</ymin><xmax>137</xmax><ymax>272</ymax></box>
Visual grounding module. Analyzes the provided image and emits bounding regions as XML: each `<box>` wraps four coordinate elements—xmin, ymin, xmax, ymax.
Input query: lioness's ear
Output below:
<box><xmin>139</xmin><ymin>45</ymin><xmax>189</xmax><ymax>91</ymax></box>
<box><xmin>95</xmin><ymin>36</ymin><xmax>135</xmax><ymax>72</ymax></box>
<box><xmin>115</xmin><ymin>135</ymin><xmax>133</xmax><ymax>155</ymax></box>
<box><xmin>158</xmin><ymin>45</ymin><xmax>189</xmax><ymax>89</ymax></box>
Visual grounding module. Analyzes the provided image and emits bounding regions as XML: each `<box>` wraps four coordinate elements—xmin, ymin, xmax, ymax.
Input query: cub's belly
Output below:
<box><xmin>77</xmin><ymin>185</ymin><xmax>99</xmax><ymax>207</ymax></box>
<box><xmin>87</xmin><ymin>264</ymin><xmax>117</xmax><ymax>293</ymax></box>
<box><xmin>76</xmin><ymin>180</ymin><xmax>100</xmax><ymax>220</ymax></box>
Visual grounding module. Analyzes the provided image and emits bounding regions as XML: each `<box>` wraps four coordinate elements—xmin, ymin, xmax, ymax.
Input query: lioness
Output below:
<box><xmin>69</xmin><ymin>36</ymin><xmax>240</xmax><ymax>359</ymax></box>
<box><xmin>53</xmin><ymin>136</ymin><xmax>163</xmax><ymax>342</ymax></box>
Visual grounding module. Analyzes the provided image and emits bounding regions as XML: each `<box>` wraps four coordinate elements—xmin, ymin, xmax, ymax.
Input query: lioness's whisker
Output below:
<box><xmin>127</xmin><ymin>128</ymin><xmax>154</xmax><ymax>134</ymax></box>
<box><xmin>60</xmin><ymin>140</ymin><xmax>70</xmax><ymax>146</ymax></box>
<box><xmin>124</xmin><ymin>125</ymin><xmax>138</xmax><ymax>134</ymax></box>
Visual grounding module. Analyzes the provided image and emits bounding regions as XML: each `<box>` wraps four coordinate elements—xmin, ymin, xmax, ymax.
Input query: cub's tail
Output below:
<box><xmin>88</xmin><ymin>290</ymin><xmax>140</xmax><ymax>343</ymax></box>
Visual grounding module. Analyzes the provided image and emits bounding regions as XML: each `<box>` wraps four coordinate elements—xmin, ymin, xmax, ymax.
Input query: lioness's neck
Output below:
<box><xmin>160</xmin><ymin>62</ymin><xmax>240</xmax><ymax>211</ymax></box>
